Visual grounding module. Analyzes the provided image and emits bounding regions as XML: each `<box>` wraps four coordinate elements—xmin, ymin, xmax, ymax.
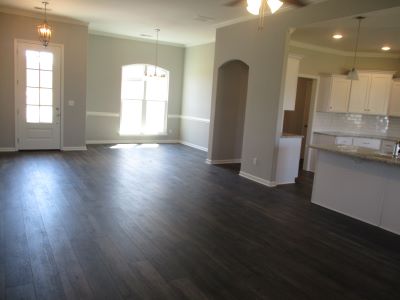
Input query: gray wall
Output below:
<box><xmin>211</xmin><ymin>60</ymin><xmax>249</xmax><ymax>161</ymax></box>
<box><xmin>0</xmin><ymin>12</ymin><xmax>88</xmax><ymax>148</ymax></box>
<box><xmin>86</xmin><ymin>34</ymin><xmax>185</xmax><ymax>143</ymax></box>
<box><xmin>208</xmin><ymin>0</ymin><xmax>400</xmax><ymax>183</ymax></box>
<box><xmin>180</xmin><ymin>43</ymin><xmax>215</xmax><ymax>150</ymax></box>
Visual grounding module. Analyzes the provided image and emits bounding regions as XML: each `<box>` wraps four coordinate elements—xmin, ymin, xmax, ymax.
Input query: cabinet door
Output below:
<box><xmin>348</xmin><ymin>74</ymin><xmax>370</xmax><ymax>113</ymax></box>
<box><xmin>283</xmin><ymin>56</ymin><xmax>300</xmax><ymax>111</ymax></box>
<box><xmin>367</xmin><ymin>75</ymin><xmax>392</xmax><ymax>115</ymax></box>
<box><xmin>329</xmin><ymin>78</ymin><xmax>351</xmax><ymax>112</ymax></box>
<box><xmin>389</xmin><ymin>82</ymin><xmax>400</xmax><ymax>117</ymax></box>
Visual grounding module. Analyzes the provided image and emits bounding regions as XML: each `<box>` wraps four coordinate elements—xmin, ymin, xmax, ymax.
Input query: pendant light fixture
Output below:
<box><xmin>144</xmin><ymin>28</ymin><xmax>165</xmax><ymax>78</ymax></box>
<box><xmin>37</xmin><ymin>1</ymin><xmax>52</xmax><ymax>47</ymax></box>
<box><xmin>348</xmin><ymin>16</ymin><xmax>365</xmax><ymax>81</ymax></box>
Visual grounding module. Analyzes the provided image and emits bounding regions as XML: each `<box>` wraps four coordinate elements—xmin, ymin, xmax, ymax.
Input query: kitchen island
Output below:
<box><xmin>310</xmin><ymin>144</ymin><xmax>400</xmax><ymax>235</ymax></box>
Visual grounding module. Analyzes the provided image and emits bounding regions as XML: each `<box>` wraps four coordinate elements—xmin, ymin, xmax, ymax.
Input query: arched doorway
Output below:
<box><xmin>210</xmin><ymin>60</ymin><xmax>249</xmax><ymax>164</ymax></box>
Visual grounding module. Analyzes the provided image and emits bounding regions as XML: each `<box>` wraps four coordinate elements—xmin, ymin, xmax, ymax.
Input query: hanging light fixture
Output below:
<box><xmin>144</xmin><ymin>28</ymin><xmax>165</xmax><ymax>78</ymax></box>
<box><xmin>348</xmin><ymin>16</ymin><xmax>365</xmax><ymax>81</ymax></box>
<box><xmin>37</xmin><ymin>1</ymin><xmax>52</xmax><ymax>47</ymax></box>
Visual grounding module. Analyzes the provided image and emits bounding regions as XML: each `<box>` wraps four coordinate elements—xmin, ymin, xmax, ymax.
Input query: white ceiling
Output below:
<box><xmin>292</xmin><ymin>7</ymin><xmax>400</xmax><ymax>54</ymax></box>
<box><xmin>0</xmin><ymin>0</ymin><xmax>319</xmax><ymax>46</ymax></box>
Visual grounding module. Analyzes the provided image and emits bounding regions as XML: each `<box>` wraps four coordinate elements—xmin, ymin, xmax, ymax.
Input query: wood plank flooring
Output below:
<box><xmin>1</xmin><ymin>144</ymin><xmax>400</xmax><ymax>299</ymax></box>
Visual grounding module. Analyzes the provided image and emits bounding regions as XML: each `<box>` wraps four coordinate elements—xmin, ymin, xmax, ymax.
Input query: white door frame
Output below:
<box><xmin>298</xmin><ymin>73</ymin><xmax>320</xmax><ymax>172</ymax></box>
<box><xmin>14</xmin><ymin>39</ymin><xmax>65</xmax><ymax>150</ymax></box>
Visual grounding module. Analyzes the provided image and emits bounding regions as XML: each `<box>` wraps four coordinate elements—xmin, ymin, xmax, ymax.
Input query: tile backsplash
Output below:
<box><xmin>314</xmin><ymin>112</ymin><xmax>400</xmax><ymax>137</ymax></box>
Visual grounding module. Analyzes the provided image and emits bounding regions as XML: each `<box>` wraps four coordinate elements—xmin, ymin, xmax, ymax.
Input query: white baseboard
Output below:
<box><xmin>0</xmin><ymin>148</ymin><xmax>17</xmax><ymax>152</ymax></box>
<box><xmin>62</xmin><ymin>146</ymin><xmax>87</xmax><ymax>151</ymax></box>
<box><xmin>179</xmin><ymin>141</ymin><xmax>208</xmax><ymax>152</ymax></box>
<box><xmin>86</xmin><ymin>139</ymin><xmax>180</xmax><ymax>145</ymax></box>
<box><xmin>239</xmin><ymin>171</ymin><xmax>277</xmax><ymax>187</ymax></box>
<box><xmin>206</xmin><ymin>158</ymin><xmax>242</xmax><ymax>164</ymax></box>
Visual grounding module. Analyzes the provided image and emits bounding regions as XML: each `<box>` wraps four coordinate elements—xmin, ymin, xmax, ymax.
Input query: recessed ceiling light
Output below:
<box><xmin>332</xmin><ymin>34</ymin><xmax>343</xmax><ymax>40</ymax></box>
<box><xmin>381</xmin><ymin>46</ymin><xmax>391</xmax><ymax>51</ymax></box>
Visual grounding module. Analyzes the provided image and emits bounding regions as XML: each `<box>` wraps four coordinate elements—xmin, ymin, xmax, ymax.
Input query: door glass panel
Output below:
<box><xmin>25</xmin><ymin>50</ymin><xmax>54</xmax><ymax>124</ymax></box>
<box><xmin>40</xmin><ymin>71</ymin><xmax>52</xmax><ymax>88</ymax></box>
<box><xmin>26</xmin><ymin>105</ymin><xmax>40</xmax><ymax>123</ymax></box>
<box><xmin>27</xmin><ymin>69</ymin><xmax>39</xmax><ymax>87</ymax></box>
<box><xmin>26</xmin><ymin>87</ymin><xmax>39</xmax><ymax>105</ymax></box>
<box><xmin>40</xmin><ymin>52</ymin><xmax>53</xmax><ymax>70</ymax></box>
<box><xmin>40</xmin><ymin>88</ymin><xmax>52</xmax><ymax>105</ymax></box>
<box><xmin>26</xmin><ymin>50</ymin><xmax>39</xmax><ymax>69</ymax></box>
<box><xmin>39</xmin><ymin>106</ymin><xmax>53</xmax><ymax>123</ymax></box>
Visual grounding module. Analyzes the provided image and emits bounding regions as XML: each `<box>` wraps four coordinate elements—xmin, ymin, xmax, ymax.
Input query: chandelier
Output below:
<box><xmin>37</xmin><ymin>1</ymin><xmax>52</xmax><ymax>47</ymax></box>
<box><xmin>144</xmin><ymin>29</ymin><xmax>166</xmax><ymax>78</ymax></box>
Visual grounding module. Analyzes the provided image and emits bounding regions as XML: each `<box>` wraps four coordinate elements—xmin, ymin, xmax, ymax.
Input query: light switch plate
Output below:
<box><xmin>68</xmin><ymin>100</ymin><xmax>75</xmax><ymax>106</ymax></box>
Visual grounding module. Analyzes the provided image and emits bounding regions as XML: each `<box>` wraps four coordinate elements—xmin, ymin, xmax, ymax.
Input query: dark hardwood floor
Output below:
<box><xmin>1</xmin><ymin>144</ymin><xmax>400</xmax><ymax>300</ymax></box>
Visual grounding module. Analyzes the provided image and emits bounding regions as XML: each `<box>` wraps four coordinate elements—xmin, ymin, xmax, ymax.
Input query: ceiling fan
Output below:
<box><xmin>225</xmin><ymin>0</ymin><xmax>309</xmax><ymax>30</ymax></box>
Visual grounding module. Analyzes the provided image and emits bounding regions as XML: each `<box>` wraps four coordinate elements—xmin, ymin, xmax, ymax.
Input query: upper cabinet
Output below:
<box><xmin>389</xmin><ymin>80</ymin><xmax>400</xmax><ymax>117</ymax></box>
<box><xmin>283</xmin><ymin>54</ymin><xmax>302</xmax><ymax>111</ymax></box>
<box><xmin>348</xmin><ymin>72</ymin><xmax>393</xmax><ymax>115</ymax></box>
<box><xmin>317</xmin><ymin>75</ymin><xmax>351</xmax><ymax>113</ymax></box>
<box><xmin>317</xmin><ymin>71</ymin><xmax>395</xmax><ymax>115</ymax></box>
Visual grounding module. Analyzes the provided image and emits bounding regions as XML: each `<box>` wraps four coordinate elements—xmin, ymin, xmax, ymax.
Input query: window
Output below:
<box><xmin>25</xmin><ymin>50</ymin><xmax>54</xmax><ymax>123</ymax></box>
<box><xmin>120</xmin><ymin>64</ymin><xmax>169</xmax><ymax>135</ymax></box>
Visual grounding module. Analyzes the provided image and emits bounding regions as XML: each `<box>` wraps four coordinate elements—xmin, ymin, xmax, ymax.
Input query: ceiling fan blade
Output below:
<box><xmin>283</xmin><ymin>0</ymin><xmax>307</xmax><ymax>7</ymax></box>
<box><xmin>224</xmin><ymin>0</ymin><xmax>246</xmax><ymax>7</ymax></box>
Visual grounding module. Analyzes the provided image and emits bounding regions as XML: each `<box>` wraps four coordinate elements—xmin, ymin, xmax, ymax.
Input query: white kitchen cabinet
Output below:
<box><xmin>317</xmin><ymin>75</ymin><xmax>351</xmax><ymax>113</ymax></box>
<box><xmin>381</xmin><ymin>140</ymin><xmax>396</xmax><ymax>154</ymax></box>
<box><xmin>283</xmin><ymin>54</ymin><xmax>302</xmax><ymax>111</ymax></box>
<box><xmin>335</xmin><ymin>136</ymin><xmax>353</xmax><ymax>145</ymax></box>
<box><xmin>353</xmin><ymin>138</ymin><xmax>381</xmax><ymax>150</ymax></box>
<box><xmin>348</xmin><ymin>74</ymin><xmax>370</xmax><ymax>113</ymax></box>
<box><xmin>389</xmin><ymin>80</ymin><xmax>400</xmax><ymax>117</ymax></box>
<box><xmin>348</xmin><ymin>72</ymin><xmax>394</xmax><ymax>115</ymax></box>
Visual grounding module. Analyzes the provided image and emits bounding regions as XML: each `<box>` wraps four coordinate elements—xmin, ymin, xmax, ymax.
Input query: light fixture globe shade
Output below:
<box><xmin>37</xmin><ymin>22</ymin><xmax>52</xmax><ymax>47</ymax></box>
<box><xmin>267</xmin><ymin>0</ymin><xmax>283</xmax><ymax>14</ymax></box>
<box><xmin>247</xmin><ymin>0</ymin><xmax>262</xmax><ymax>15</ymax></box>
<box><xmin>348</xmin><ymin>68</ymin><xmax>359</xmax><ymax>80</ymax></box>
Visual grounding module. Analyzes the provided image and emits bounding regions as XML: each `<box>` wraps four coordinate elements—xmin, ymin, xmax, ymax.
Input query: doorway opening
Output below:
<box><xmin>209</xmin><ymin>60</ymin><xmax>249</xmax><ymax>170</ymax></box>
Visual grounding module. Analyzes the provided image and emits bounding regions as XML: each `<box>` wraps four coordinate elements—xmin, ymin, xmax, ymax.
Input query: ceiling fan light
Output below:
<box><xmin>267</xmin><ymin>0</ymin><xmax>283</xmax><ymax>14</ymax></box>
<box><xmin>247</xmin><ymin>0</ymin><xmax>262</xmax><ymax>15</ymax></box>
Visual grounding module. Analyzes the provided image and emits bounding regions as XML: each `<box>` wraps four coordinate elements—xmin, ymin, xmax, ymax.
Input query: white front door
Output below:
<box><xmin>16</xmin><ymin>41</ymin><xmax>62</xmax><ymax>150</ymax></box>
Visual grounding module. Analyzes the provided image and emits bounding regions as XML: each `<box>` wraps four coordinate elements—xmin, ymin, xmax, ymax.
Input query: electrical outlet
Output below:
<box><xmin>168</xmin><ymin>129</ymin><xmax>173</xmax><ymax>134</ymax></box>
<box><xmin>252</xmin><ymin>157</ymin><xmax>258</xmax><ymax>165</ymax></box>
<box><xmin>68</xmin><ymin>100</ymin><xmax>75</xmax><ymax>106</ymax></box>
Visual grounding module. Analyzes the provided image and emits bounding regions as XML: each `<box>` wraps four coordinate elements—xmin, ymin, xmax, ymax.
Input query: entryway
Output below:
<box><xmin>15</xmin><ymin>41</ymin><xmax>62</xmax><ymax>150</ymax></box>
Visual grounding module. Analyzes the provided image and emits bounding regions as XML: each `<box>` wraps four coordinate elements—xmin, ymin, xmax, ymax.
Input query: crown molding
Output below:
<box><xmin>89</xmin><ymin>30</ymin><xmax>185</xmax><ymax>48</ymax></box>
<box><xmin>290</xmin><ymin>40</ymin><xmax>400</xmax><ymax>59</ymax></box>
<box><xmin>0</xmin><ymin>5</ymin><xmax>88</xmax><ymax>26</ymax></box>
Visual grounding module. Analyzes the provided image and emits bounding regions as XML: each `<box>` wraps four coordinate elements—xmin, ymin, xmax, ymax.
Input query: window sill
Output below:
<box><xmin>119</xmin><ymin>133</ymin><xmax>168</xmax><ymax>137</ymax></box>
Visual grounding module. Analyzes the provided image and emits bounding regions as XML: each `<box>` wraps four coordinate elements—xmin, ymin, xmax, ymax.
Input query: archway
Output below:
<box><xmin>210</xmin><ymin>60</ymin><xmax>249</xmax><ymax>164</ymax></box>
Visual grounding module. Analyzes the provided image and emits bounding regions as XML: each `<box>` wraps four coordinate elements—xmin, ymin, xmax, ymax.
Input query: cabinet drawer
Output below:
<box><xmin>335</xmin><ymin>137</ymin><xmax>353</xmax><ymax>145</ymax></box>
<box><xmin>353</xmin><ymin>138</ymin><xmax>381</xmax><ymax>150</ymax></box>
<box><xmin>381</xmin><ymin>140</ymin><xmax>396</xmax><ymax>154</ymax></box>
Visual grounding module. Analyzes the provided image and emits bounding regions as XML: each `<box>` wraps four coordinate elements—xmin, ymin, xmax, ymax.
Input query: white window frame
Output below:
<box><xmin>119</xmin><ymin>64</ymin><xmax>169</xmax><ymax>136</ymax></box>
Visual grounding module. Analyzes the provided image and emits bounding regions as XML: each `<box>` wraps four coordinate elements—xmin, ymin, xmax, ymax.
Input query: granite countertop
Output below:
<box><xmin>310</xmin><ymin>144</ymin><xmax>400</xmax><ymax>166</ymax></box>
<box><xmin>314</xmin><ymin>131</ymin><xmax>400</xmax><ymax>142</ymax></box>
<box><xmin>281</xmin><ymin>133</ymin><xmax>304</xmax><ymax>138</ymax></box>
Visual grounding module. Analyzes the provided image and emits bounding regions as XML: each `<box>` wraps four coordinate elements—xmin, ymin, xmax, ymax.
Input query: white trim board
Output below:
<box><xmin>206</xmin><ymin>159</ymin><xmax>242</xmax><ymax>164</ymax></box>
<box><xmin>239</xmin><ymin>171</ymin><xmax>277</xmax><ymax>187</ymax></box>
<box><xmin>62</xmin><ymin>146</ymin><xmax>87</xmax><ymax>151</ymax></box>
<box><xmin>86</xmin><ymin>139</ymin><xmax>180</xmax><ymax>145</ymax></box>
<box><xmin>87</xmin><ymin>111</ymin><xmax>120</xmax><ymax>117</ymax></box>
<box><xmin>180</xmin><ymin>141</ymin><xmax>208</xmax><ymax>152</ymax></box>
<box><xmin>0</xmin><ymin>148</ymin><xmax>17</xmax><ymax>152</ymax></box>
